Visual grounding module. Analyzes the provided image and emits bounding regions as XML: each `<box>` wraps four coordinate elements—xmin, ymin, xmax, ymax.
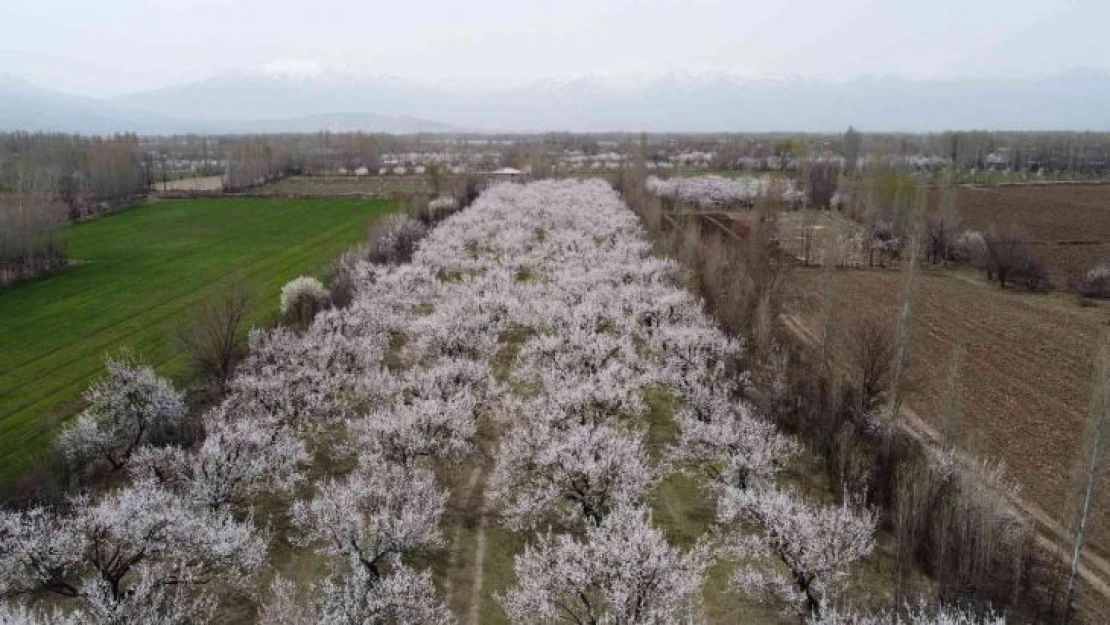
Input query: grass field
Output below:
<box><xmin>0</xmin><ymin>197</ymin><xmax>394</xmax><ymax>481</ymax></box>
<box><xmin>786</xmin><ymin>265</ymin><xmax>1110</xmax><ymax>554</ymax></box>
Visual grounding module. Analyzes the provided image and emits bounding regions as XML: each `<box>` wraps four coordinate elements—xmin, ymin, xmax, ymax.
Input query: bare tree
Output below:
<box><xmin>178</xmin><ymin>281</ymin><xmax>252</xmax><ymax>393</ymax></box>
<box><xmin>888</xmin><ymin>187</ymin><xmax>924</xmax><ymax>423</ymax></box>
<box><xmin>1063</xmin><ymin>333</ymin><xmax>1110</xmax><ymax>621</ymax></box>
<box><xmin>847</xmin><ymin>315</ymin><xmax>898</xmax><ymax>411</ymax></box>
<box><xmin>983</xmin><ymin>226</ymin><xmax>1046</xmax><ymax>289</ymax></box>
<box><xmin>841</xmin><ymin>126</ymin><xmax>862</xmax><ymax>175</ymax></box>
<box><xmin>807</xmin><ymin>161</ymin><xmax>839</xmax><ymax>209</ymax></box>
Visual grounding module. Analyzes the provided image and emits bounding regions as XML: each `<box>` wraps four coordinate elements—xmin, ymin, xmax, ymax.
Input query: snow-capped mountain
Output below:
<box><xmin>3</xmin><ymin>68</ymin><xmax>1110</xmax><ymax>134</ymax></box>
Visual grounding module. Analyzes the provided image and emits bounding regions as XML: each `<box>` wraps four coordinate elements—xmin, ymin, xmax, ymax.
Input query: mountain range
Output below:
<box><xmin>2</xmin><ymin>69</ymin><xmax>1110</xmax><ymax>134</ymax></box>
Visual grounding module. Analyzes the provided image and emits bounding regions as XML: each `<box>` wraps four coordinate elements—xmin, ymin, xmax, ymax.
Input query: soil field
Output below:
<box><xmin>778</xmin><ymin>210</ymin><xmax>868</xmax><ymax>266</ymax></box>
<box><xmin>155</xmin><ymin>175</ymin><xmax>225</xmax><ymax>192</ymax></box>
<box><xmin>0</xmin><ymin>197</ymin><xmax>395</xmax><ymax>482</ymax></box>
<box><xmin>258</xmin><ymin>174</ymin><xmax>448</xmax><ymax>197</ymax></box>
<box><xmin>957</xmin><ymin>185</ymin><xmax>1110</xmax><ymax>282</ymax></box>
<box><xmin>786</xmin><ymin>266</ymin><xmax>1110</xmax><ymax>555</ymax></box>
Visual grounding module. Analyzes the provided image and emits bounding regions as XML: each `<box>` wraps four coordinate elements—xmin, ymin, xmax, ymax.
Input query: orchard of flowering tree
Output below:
<box><xmin>645</xmin><ymin>174</ymin><xmax>803</xmax><ymax>209</ymax></box>
<box><xmin>1</xmin><ymin>179</ymin><xmax>999</xmax><ymax>624</ymax></box>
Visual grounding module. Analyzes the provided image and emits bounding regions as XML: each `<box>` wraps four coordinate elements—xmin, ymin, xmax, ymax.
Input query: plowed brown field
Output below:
<box><xmin>787</xmin><ymin>266</ymin><xmax>1110</xmax><ymax>553</ymax></box>
<box><xmin>957</xmin><ymin>185</ymin><xmax>1110</xmax><ymax>282</ymax></box>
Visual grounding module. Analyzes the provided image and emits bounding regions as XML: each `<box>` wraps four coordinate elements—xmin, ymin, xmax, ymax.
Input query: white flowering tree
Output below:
<box><xmin>719</xmin><ymin>486</ymin><xmax>876</xmax><ymax>618</ymax></box>
<box><xmin>501</xmin><ymin>506</ymin><xmax>711</xmax><ymax>624</ymax></box>
<box><xmin>129</xmin><ymin>410</ymin><xmax>309</xmax><ymax>512</ymax></box>
<box><xmin>348</xmin><ymin>359</ymin><xmax>484</xmax><ymax>467</ymax></box>
<box><xmin>487</xmin><ymin>421</ymin><xmax>655</xmax><ymax>529</ymax></box>
<box><xmin>262</xmin><ymin>565</ymin><xmax>454</xmax><ymax>625</ymax></box>
<box><xmin>667</xmin><ymin>398</ymin><xmax>798</xmax><ymax>491</ymax></box>
<box><xmin>0</xmin><ymin>480</ymin><xmax>265</xmax><ymax>619</ymax></box>
<box><xmin>290</xmin><ymin>459</ymin><xmax>445</xmax><ymax>580</ymax></box>
<box><xmin>56</xmin><ymin>357</ymin><xmax>186</xmax><ymax>471</ymax></box>
<box><xmin>810</xmin><ymin>602</ymin><xmax>1005</xmax><ymax>625</ymax></box>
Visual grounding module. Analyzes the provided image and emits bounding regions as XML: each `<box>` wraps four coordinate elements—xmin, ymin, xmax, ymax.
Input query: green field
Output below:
<box><xmin>0</xmin><ymin>197</ymin><xmax>393</xmax><ymax>481</ymax></box>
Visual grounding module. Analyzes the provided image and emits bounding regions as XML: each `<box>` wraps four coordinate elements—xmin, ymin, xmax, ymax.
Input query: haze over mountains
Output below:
<box><xmin>3</xmin><ymin>68</ymin><xmax>1110</xmax><ymax>134</ymax></box>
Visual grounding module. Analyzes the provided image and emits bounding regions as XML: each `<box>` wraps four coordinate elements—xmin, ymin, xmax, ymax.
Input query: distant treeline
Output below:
<box><xmin>0</xmin><ymin>132</ymin><xmax>391</xmax><ymax>283</ymax></box>
<box><xmin>521</xmin><ymin>130</ymin><xmax>1110</xmax><ymax>175</ymax></box>
<box><xmin>0</xmin><ymin>133</ymin><xmax>147</xmax><ymax>284</ymax></box>
<box><xmin>5</xmin><ymin>129</ymin><xmax>1109</xmax><ymax>286</ymax></box>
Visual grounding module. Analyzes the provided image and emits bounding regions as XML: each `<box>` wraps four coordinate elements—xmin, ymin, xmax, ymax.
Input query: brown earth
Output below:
<box><xmin>957</xmin><ymin>185</ymin><xmax>1110</xmax><ymax>283</ymax></box>
<box><xmin>155</xmin><ymin>175</ymin><xmax>225</xmax><ymax>192</ymax></box>
<box><xmin>258</xmin><ymin>175</ymin><xmax>443</xmax><ymax>197</ymax></box>
<box><xmin>786</xmin><ymin>265</ymin><xmax>1110</xmax><ymax>557</ymax></box>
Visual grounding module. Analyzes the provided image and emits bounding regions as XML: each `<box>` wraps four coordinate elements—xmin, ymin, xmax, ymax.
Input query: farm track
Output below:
<box><xmin>780</xmin><ymin>311</ymin><xmax>1110</xmax><ymax>606</ymax></box>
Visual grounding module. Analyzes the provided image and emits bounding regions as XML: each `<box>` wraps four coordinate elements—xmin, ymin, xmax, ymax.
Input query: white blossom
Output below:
<box><xmin>667</xmin><ymin>398</ymin><xmax>798</xmax><ymax>490</ymax></box>
<box><xmin>130</xmin><ymin>412</ymin><xmax>309</xmax><ymax>511</ymax></box>
<box><xmin>719</xmin><ymin>486</ymin><xmax>876</xmax><ymax>617</ymax></box>
<box><xmin>55</xmin><ymin>357</ymin><xmax>186</xmax><ymax>471</ymax></box>
<box><xmin>0</xmin><ymin>481</ymin><xmax>265</xmax><ymax>619</ymax></box>
<box><xmin>290</xmin><ymin>460</ymin><xmax>446</xmax><ymax>578</ymax></box>
<box><xmin>263</xmin><ymin>565</ymin><xmax>454</xmax><ymax>625</ymax></box>
<box><xmin>280</xmin><ymin>276</ymin><xmax>329</xmax><ymax>316</ymax></box>
<box><xmin>501</xmin><ymin>506</ymin><xmax>711</xmax><ymax>624</ymax></box>
<box><xmin>488</xmin><ymin>421</ymin><xmax>656</xmax><ymax>529</ymax></box>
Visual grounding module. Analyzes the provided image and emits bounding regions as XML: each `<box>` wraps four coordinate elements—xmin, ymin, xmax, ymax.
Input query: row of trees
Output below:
<box><xmin>0</xmin><ymin>133</ymin><xmax>146</xmax><ymax>284</ymax></box>
<box><xmin>621</xmin><ymin>162</ymin><xmax>1064</xmax><ymax>620</ymax></box>
<box><xmin>0</xmin><ymin>132</ymin><xmax>145</xmax><ymax>217</ymax></box>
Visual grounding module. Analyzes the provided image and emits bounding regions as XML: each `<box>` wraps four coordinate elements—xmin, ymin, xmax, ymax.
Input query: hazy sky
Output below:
<box><xmin>1</xmin><ymin>0</ymin><xmax>1106</xmax><ymax>97</ymax></box>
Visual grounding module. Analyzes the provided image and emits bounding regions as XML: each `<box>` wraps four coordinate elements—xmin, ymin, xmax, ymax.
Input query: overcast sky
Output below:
<box><xmin>1</xmin><ymin>0</ymin><xmax>1107</xmax><ymax>97</ymax></box>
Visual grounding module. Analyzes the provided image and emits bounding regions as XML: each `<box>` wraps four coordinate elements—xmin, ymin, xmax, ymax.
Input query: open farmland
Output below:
<box><xmin>957</xmin><ymin>184</ymin><xmax>1110</xmax><ymax>283</ymax></box>
<box><xmin>155</xmin><ymin>175</ymin><xmax>225</xmax><ymax>193</ymax></box>
<box><xmin>0</xmin><ymin>180</ymin><xmax>940</xmax><ymax>623</ymax></box>
<box><xmin>786</xmin><ymin>266</ymin><xmax>1110</xmax><ymax>553</ymax></box>
<box><xmin>258</xmin><ymin>174</ymin><xmax>446</xmax><ymax>197</ymax></box>
<box><xmin>777</xmin><ymin>210</ymin><xmax>868</xmax><ymax>266</ymax></box>
<box><xmin>0</xmin><ymin>197</ymin><xmax>393</xmax><ymax>481</ymax></box>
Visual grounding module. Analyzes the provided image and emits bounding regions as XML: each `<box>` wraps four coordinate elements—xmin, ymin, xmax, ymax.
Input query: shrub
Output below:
<box><xmin>951</xmin><ymin>230</ymin><xmax>986</xmax><ymax>266</ymax></box>
<box><xmin>425</xmin><ymin>196</ymin><xmax>459</xmax><ymax>223</ymax></box>
<box><xmin>366</xmin><ymin>215</ymin><xmax>427</xmax><ymax>265</ymax></box>
<box><xmin>280</xmin><ymin>276</ymin><xmax>330</xmax><ymax>329</ymax></box>
<box><xmin>1011</xmin><ymin>252</ymin><xmax>1052</xmax><ymax>292</ymax></box>
<box><xmin>1079</xmin><ymin>263</ymin><xmax>1110</xmax><ymax>299</ymax></box>
<box><xmin>325</xmin><ymin>252</ymin><xmax>360</xmax><ymax>309</ymax></box>
<box><xmin>983</xmin><ymin>227</ymin><xmax>1045</xmax><ymax>289</ymax></box>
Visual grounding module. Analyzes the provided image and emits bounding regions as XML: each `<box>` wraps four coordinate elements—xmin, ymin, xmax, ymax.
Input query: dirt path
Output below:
<box><xmin>469</xmin><ymin>499</ymin><xmax>489</xmax><ymax>625</ymax></box>
<box><xmin>780</xmin><ymin>312</ymin><xmax>1110</xmax><ymax>603</ymax></box>
<box><xmin>444</xmin><ymin>466</ymin><xmax>485</xmax><ymax>602</ymax></box>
